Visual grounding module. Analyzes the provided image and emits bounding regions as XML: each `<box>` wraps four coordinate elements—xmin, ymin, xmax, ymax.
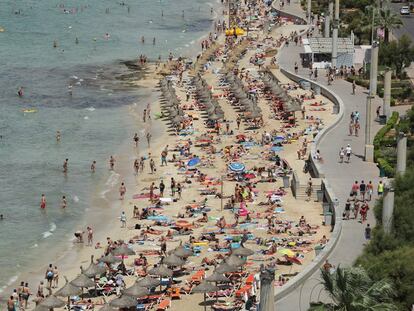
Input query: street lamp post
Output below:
<box><xmin>331</xmin><ymin>0</ymin><xmax>339</xmax><ymax>68</ymax></box>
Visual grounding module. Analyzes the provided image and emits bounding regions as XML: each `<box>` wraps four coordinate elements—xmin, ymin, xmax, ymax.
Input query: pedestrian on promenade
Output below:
<box><xmin>352</xmin><ymin>80</ymin><xmax>356</xmax><ymax>95</ymax></box>
<box><xmin>365</xmin><ymin>224</ymin><xmax>371</xmax><ymax>240</ymax></box>
<box><xmin>351</xmin><ymin>181</ymin><xmax>359</xmax><ymax>200</ymax></box>
<box><xmin>367</xmin><ymin>181</ymin><xmax>374</xmax><ymax>201</ymax></box>
<box><xmin>377</xmin><ymin>180</ymin><xmax>384</xmax><ymax>196</ymax></box>
<box><xmin>359</xmin><ymin>180</ymin><xmax>366</xmax><ymax>201</ymax></box>
<box><xmin>339</xmin><ymin>147</ymin><xmax>345</xmax><ymax>163</ymax></box>
<box><xmin>354</xmin><ymin>120</ymin><xmax>360</xmax><ymax>137</ymax></box>
<box><xmin>345</xmin><ymin>144</ymin><xmax>352</xmax><ymax>162</ymax></box>
<box><xmin>349</xmin><ymin>120</ymin><xmax>354</xmax><ymax>136</ymax></box>
<box><xmin>294</xmin><ymin>62</ymin><xmax>298</xmax><ymax>74</ymax></box>
<box><xmin>376</xmin><ymin>106</ymin><xmax>381</xmax><ymax>120</ymax></box>
<box><xmin>344</xmin><ymin>199</ymin><xmax>351</xmax><ymax>220</ymax></box>
<box><xmin>360</xmin><ymin>201</ymin><xmax>369</xmax><ymax>222</ymax></box>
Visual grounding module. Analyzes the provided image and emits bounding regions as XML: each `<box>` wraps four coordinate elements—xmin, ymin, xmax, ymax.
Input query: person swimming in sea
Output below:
<box><xmin>91</xmin><ymin>160</ymin><xmax>96</xmax><ymax>172</ymax></box>
<box><xmin>18</xmin><ymin>86</ymin><xmax>24</xmax><ymax>97</ymax></box>
<box><xmin>40</xmin><ymin>194</ymin><xmax>46</xmax><ymax>209</ymax></box>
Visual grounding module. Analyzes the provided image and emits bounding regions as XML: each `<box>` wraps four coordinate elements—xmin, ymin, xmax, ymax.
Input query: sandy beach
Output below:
<box><xmin>3</xmin><ymin>2</ymin><xmax>340</xmax><ymax>311</ymax></box>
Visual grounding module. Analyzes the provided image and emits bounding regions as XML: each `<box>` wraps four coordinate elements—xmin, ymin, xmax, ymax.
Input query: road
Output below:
<box><xmin>390</xmin><ymin>2</ymin><xmax>414</xmax><ymax>40</ymax></box>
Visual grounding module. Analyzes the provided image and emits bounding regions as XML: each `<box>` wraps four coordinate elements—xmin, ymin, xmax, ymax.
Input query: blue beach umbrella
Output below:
<box><xmin>229</xmin><ymin>162</ymin><xmax>245</xmax><ymax>172</ymax></box>
<box><xmin>187</xmin><ymin>157</ymin><xmax>201</xmax><ymax>167</ymax></box>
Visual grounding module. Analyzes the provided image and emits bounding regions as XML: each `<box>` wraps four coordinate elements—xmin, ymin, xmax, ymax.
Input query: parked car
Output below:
<box><xmin>400</xmin><ymin>6</ymin><xmax>411</xmax><ymax>15</ymax></box>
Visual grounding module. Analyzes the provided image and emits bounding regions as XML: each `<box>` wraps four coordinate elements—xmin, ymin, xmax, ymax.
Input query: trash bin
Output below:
<box><xmin>379</xmin><ymin>115</ymin><xmax>387</xmax><ymax>125</ymax></box>
<box><xmin>316</xmin><ymin>190</ymin><xmax>324</xmax><ymax>202</ymax></box>
<box><xmin>324</xmin><ymin>212</ymin><xmax>333</xmax><ymax>226</ymax></box>
<box><xmin>282</xmin><ymin>175</ymin><xmax>290</xmax><ymax>188</ymax></box>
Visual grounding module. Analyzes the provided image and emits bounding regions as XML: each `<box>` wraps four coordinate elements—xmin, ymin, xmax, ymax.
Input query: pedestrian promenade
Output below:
<box><xmin>272</xmin><ymin>2</ymin><xmax>400</xmax><ymax>309</ymax></box>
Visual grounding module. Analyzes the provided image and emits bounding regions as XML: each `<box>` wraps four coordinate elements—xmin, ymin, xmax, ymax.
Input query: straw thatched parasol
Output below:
<box><xmin>39</xmin><ymin>295</ymin><xmax>65</xmax><ymax>309</ymax></box>
<box><xmin>71</xmin><ymin>270</ymin><xmax>95</xmax><ymax>289</ymax></box>
<box><xmin>136</xmin><ymin>276</ymin><xmax>161</xmax><ymax>288</ymax></box>
<box><xmin>231</xmin><ymin>246</ymin><xmax>255</xmax><ymax>257</ymax></box>
<box><xmin>109</xmin><ymin>295</ymin><xmax>137</xmax><ymax>308</ymax></box>
<box><xmin>55</xmin><ymin>276</ymin><xmax>82</xmax><ymax>307</ymax></box>
<box><xmin>83</xmin><ymin>255</ymin><xmax>106</xmax><ymax>278</ymax></box>
<box><xmin>192</xmin><ymin>281</ymin><xmax>219</xmax><ymax>311</ymax></box>
<box><xmin>225</xmin><ymin>255</ymin><xmax>246</xmax><ymax>267</ymax></box>
<box><xmin>112</xmin><ymin>244</ymin><xmax>135</xmax><ymax>257</ymax></box>
<box><xmin>215</xmin><ymin>262</ymin><xmax>238</xmax><ymax>274</ymax></box>
<box><xmin>205</xmin><ymin>272</ymin><xmax>231</xmax><ymax>283</ymax></box>
<box><xmin>163</xmin><ymin>254</ymin><xmax>185</xmax><ymax>267</ymax></box>
<box><xmin>122</xmin><ymin>283</ymin><xmax>149</xmax><ymax>298</ymax></box>
<box><xmin>98</xmin><ymin>254</ymin><xmax>122</xmax><ymax>264</ymax></box>
<box><xmin>148</xmin><ymin>265</ymin><xmax>173</xmax><ymax>277</ymax></box>
<box><xmin>173</xmin><ymin>245</ymin><xmax>193</xmax><ymax>258</ymax></box>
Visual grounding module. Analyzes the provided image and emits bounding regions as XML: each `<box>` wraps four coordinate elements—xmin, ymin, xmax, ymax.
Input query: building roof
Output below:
<box><xmin>306</xmin><ymin>37</ymin><xmax>354</xmax><ymax>54</ymax></box>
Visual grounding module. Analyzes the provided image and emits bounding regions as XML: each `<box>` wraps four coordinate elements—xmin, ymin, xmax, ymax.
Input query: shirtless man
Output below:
<box><xmin>119</xmin><ymin>182</ymin><xmax>126</xmax><ymax>200</ymax></box>
<box><xmin>56</xmin><ymin>130</ymin><xmax>61</xmax><ymax>142</ymax></box>
<box><xmin>133</xmin><ymin>133</ymin><xmax>139</xmax><ymax>147</ymax></box>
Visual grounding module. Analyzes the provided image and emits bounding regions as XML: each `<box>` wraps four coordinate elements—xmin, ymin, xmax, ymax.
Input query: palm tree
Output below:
<box><xmin>376</xmin><ymin>8</ymin><xmax>402</xmax><ymax>43</ymax></box>
<box><xmin>309</xmin><ymin>266</ymin><xmax>397</xmax><ymax>311</ymax></box>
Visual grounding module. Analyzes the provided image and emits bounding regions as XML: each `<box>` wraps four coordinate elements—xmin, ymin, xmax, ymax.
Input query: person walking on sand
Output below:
<box><xmin>149</xmin><ymin>158</ymin><xmax>156</xmax><ymax>173</ymax></box>
<box><xmin>146</xmin><ymin>132</ymin><xmax>151</xmax><ymax>147</ymax></box>
<box><xmin>139</xmin><ymin>156</ymin><xmax>145</xmax><ymax>172</ymax></box>
<box><xmin>177</xmin><ymin>183</ymin><xmax>182</xmax><ymax>199</ymax></box>
<box><xmin>170</xmin><ymin>177</ymin><xmax>176</xmax><ymax>197</ymax></box>
<box><xmin>143</xmin><ymin>109</ymin><xmax>147</xmax><ymax>122</ymax></box>
<box><xmin>63</xmin><ymin>158</ymin><xmax>68</xmax><ymax>173</ymax></box>
<box><xmin>53</xmin><ymin>266</ymin><xmax>59</xmax><ymax>288</ymax></box>
<box><xmin>45</xmin><ymin>264</ymin><xmax>54</xmax><ymax>289</ymax></box>
<box><xmin>134</xmin><ymin>159</ymin><xmax>139</xmax><ymax>175</ymax></box>
<box><xmin>159</xmin><ymin>180</ymin><xmax>165</xmax><ymax>197</ymax></box>
<box><xmin>133</xmin><ymin>133</ymin><xmax>139</xmax><ymax>147</ymax></box>
<box><xmin>236</xmin><ymin>115</ymin><xmax>241</xmax><ymax>130</ymax></box>
<box><xmin>161</xmin><ymin>150</ymin><xmax>167</xmax><ymax>166</ymax></box>
<box><xmin>119</xmin><ymin>182</ymin><xmax>126</xmax><ymax>200</ymax></box>
<box><xmin>91</xmin><ymin>160</ymin><xmax>96</xmax><ymax>172</ymax></box>
<box><xmin>109</xmin><ymin>155</ymin><xmax>115</xmax><ymax>170</ymax></box>
<box><xmin>120</xmin><ymin>211</ymin><xmax>127</xmax><ymax>228</ymax></box>
<box><xmin>40</xmin><ymin>194</ymin><xmax>46</xmax><ymax>209</ymax></box>
<box><xmin>61</xmin><ymin>196</ymin><xmax>67</xmax><ymax>209</ymax></box>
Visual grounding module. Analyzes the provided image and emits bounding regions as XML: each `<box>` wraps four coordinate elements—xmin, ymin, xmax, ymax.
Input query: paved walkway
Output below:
<box><xmin>272</xmin><ymin>2</ymin><xmax>402</xmax><ymax>310</ymax></box>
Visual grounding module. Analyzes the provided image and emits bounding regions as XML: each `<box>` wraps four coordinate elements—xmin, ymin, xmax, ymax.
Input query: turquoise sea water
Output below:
<box><xmin>0</xmin><ymin>0</ymin><xmax>219</xmax><ymax>291</ymax></box>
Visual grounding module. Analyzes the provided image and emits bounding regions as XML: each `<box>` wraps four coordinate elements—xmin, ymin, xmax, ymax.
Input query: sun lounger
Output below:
<box><xmin>156</xmin><ymin>299</ymin><xmax>171</xmax><ymax>311</ymax></box>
